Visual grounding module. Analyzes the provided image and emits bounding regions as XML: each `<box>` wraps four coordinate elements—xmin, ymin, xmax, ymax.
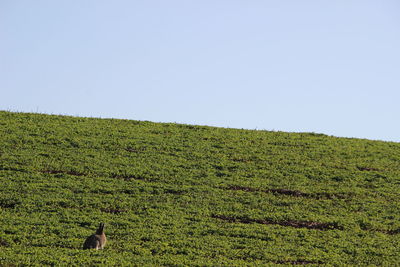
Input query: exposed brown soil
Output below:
<box><xmin>0</xmin><ymin>200</ymin><xmax>20</xmax><ymax>209</ymax></box>
<box><xmin>164</xmin><ymin>188</ymin><xmax>186</xmax><ymax>195</ymax></box>
<box><xmin>268</xmin><ymin>188</ymin><xmax>307</xmax><ymax>197</ymax></box>
<box><xmin>0</xmin><ymin>166</ymin><xmax>26</xmax><ymax>172</ymax></box>
<box><xmin>388</xmin><ymin>229</ymin><xmax>400</xmax><ymax>235</ymax></box>
<box><xmin>0</xmin><ymin>203</ymin><xmax>17</xmax><ymax>209</ymax></box>
<box><xmin>212</xmin><ymin>214</ymin><xmax>343</xmax><ymax>231</ymax></box>
<box><xmin>0</xmin><ymin>238</ymin><xmax>10</xmax><ymax>247</ymax></box>
<box><xmin>226</xmin><ymin>185</ymin><xmax>350</xmax><ymax>199</ymax></box>
<box><xmin>357</xmin><ymin>166</ymin><xmax>381</xmax><ymax>172</ymax></box>
<box><xmin>377</xmin><ymin>228</ymin><xmax>400</xmax><ymax>235</ymax></box>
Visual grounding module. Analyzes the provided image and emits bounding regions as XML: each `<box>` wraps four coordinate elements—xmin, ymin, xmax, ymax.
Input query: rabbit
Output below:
<box><xmin>83</xmin><ymin>222</ymin><xmax>107</xmax><ymax>250</ymax></box>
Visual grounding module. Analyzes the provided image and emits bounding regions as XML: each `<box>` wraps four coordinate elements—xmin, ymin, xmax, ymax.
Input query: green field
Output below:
<box><xmin>0</xmin><ymin>111</ymin><xmax>399</xmax><ymax>266</ymax></box>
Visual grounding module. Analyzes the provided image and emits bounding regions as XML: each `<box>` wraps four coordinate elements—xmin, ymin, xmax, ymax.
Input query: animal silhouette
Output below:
<box><xmin>83</xmin><ymin>223</ymin><xmax>107</xmax><ymax>250</ymax></box>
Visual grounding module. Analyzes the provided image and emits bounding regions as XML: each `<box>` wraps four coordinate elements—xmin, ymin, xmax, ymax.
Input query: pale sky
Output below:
<box><xmin>1</xmin><ymin>1</ymin><xmax>399</xmax><ymax>142</ymax></box>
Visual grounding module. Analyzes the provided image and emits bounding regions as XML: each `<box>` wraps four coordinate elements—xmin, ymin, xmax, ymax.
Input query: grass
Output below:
<box><xmin>0</xmin><ymin>110</ymin><xmax>399</xmax><ymax>266</ymax></box>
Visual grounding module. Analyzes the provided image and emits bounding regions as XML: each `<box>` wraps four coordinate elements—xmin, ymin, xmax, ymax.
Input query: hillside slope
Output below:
<box><xmin>0</xmin><ymin>111</ymin><xmax>399</xmax><ymax>266</ymax></box>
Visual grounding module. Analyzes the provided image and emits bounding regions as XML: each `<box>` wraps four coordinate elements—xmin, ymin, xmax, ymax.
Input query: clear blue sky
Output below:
<box><xmin>1</xmin><ymin>1</ymin><xmax>399</xmax><ymax>142</ymax></box>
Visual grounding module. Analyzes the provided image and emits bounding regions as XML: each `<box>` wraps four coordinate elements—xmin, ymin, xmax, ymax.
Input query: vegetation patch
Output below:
<box><xmin>275</xmin><ymin>259</ymin><xmax>324</xmax><ymax>265</ymax></box>
<box><xmin>100</xmin><ymin>208</ymin><xmax>127</xmax><ymax>214</ymax></box>
<box><xmin>110</xmin><ymin>173</ymin><xmax>145</xmax><ymax>181</ymax></box>
<box><xmin>41</xmin><ymin>169</ymin><xmax>86</xmax><ymax>177</ymax></box>
<box><xmin>226</xmin><ymin>185</ymin><xmax>352</xmax><ymax>199</ymax></box>
<box><xmin>212</xmin><ymin>214</ymin><xmax>343</xmax><ymax>230</ymax></box>
<box><xmin>0</xmin><ymin>111</ymin><xmax>399</xmax><ymax>266</ymax></box>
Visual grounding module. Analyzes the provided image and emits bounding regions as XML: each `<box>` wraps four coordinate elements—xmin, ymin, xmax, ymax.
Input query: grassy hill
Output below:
<box><xmin>0</xmin><ymin>111</ymin><xmax>399</xmax><ymax>266</ymax></box>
